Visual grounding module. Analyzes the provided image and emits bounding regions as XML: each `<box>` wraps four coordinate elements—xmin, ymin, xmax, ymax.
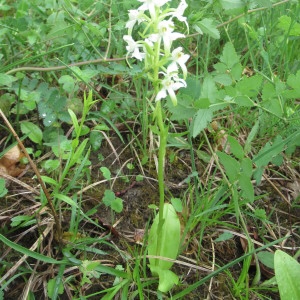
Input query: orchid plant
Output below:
<box><xmin>124</xmin><ymin>0</ymin><xmax>189</xmax><ymax>292</ymax></box>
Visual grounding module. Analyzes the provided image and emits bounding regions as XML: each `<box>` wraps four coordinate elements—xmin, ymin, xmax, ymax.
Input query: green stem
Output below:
<box><xmin>154</xmin><ymin>100</ymin><xmax>168</xmax><ymax>265</ymax></box>
<box><xmin>151</xmin><ymin>36</ymin><xmax>168</xmax><ymax>264</ymax></box>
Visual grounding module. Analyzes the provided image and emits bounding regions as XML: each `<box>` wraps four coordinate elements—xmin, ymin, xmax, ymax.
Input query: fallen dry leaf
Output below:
<box><xmin>0</xmin><ymin>145</ymin><xmax>25</xmax><ymax>177</ymax></box>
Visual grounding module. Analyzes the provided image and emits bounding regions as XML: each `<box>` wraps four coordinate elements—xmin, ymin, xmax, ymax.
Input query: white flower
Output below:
<box><xmin>138</xmin><ymin>0</ymin><xmax>170</xmax><ymax>19</ymax></box>
<box><xmin>150</xmin><ymin>20</ymin><xmax>184</xmax><ymax>55</ymax></box>
<box><xmin>168</xmin><ymin>0</ymin><xmax>188</xmax><ymax>28</ymax></box>
<box><xmin>123</xmin><ymin>35</ymin><xmax>145</xmax><ymax>61</ymax></box>
<box><xmin>126</xmin><ymin>9</ymin><xmax>146</xmax><ymax>33</ymax></box>
<box><xmin>156</xmin><ymin>71</ymin><xmax>187</xmax><ymax>105</ymax></box>
<box><xmin>167</xmin><ymin>47</ymin><xmax>189</xmax><ymax>79</ymax></box>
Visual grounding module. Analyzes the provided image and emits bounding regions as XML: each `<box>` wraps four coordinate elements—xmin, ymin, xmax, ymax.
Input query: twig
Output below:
<box><xmin>5</xmin><ymin>57</ymin><xmax>126</xmax><ymax>75</ymax></box>
<box><xmin>0</xmin><ymin>109</ymin><xmax>62</xmax><ymax>240</ymax></box>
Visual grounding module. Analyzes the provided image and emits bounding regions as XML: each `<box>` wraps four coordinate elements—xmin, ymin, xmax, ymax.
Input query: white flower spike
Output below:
<box><xmin>124</xmin><ymin>0</ymin><xmax>189</xmax><ymax>105</ymax></box>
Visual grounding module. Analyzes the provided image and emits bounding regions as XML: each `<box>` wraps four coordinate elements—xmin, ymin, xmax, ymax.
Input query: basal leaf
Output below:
<box><xmin>275</xmin><ymin>250</ymin><xmax>300</xmax><ymax>300</ymax></box>
<box><xmin>149</xmin><ymin>267</ymin><xmax>179</xmax><ymax>293</ymax></box>
<box><xmin>148</xmin><ymin>203</ymin><xmax>181</xmax><ymax>271</ymax></box>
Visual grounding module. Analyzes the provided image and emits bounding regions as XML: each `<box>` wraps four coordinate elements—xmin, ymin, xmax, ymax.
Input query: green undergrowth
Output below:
<box><xmin>0</xmin><ymin>0</ymin><xmax>299</xmax><ymax>299</ymax></box>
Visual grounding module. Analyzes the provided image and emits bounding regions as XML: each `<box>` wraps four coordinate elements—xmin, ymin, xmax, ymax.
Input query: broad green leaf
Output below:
<box><xmin>235</xmin><ymin>96</ymin><xmax>255</xmax><ymax>107</ymax></box>
<box><xmin>111</xmin><ymin>197</ymin><xmax>123</xmax><ymax>213</ymax></box>
<box><xmin>200</xmin><ymin>76</ymin><xmax>218</xmax><ymax>103</ymax></box>
<box><xmin>214</xmin><ymin>74</ymin><xmax>232</xmax><ymax>86</ymax></box>
<box><xmin>284</xmin><ymin>70</ymin><xmax>300</xmax><ymax>98</ymax></box>
<box><xmin>254</xmin><ymin>208</ymin><xmax>267</xmax><ymax>220</ymax></box>
<box><xmin>274</xmin><ymin>250</ymin><xmax>300</xmax><ymax>300</ymax></box>
<box><xmin>184</xmin><ymin>76</ymin><xmax>201</xmax><ymax>99</ymax></box>
<box><xmin>220</xmin><ymin>42</ymin><xmax>240</xmax><ymax>69</ymax></box>
<box><xmin>236</xmin><ymin>75</ymin><xmax>263</xmax><ymax>97</ymax></box>
<box><xmin>148</xmin><ymin>203</ymin><xmax>181</xmax><ymax>271</ymax></box>
<box><xmin>227</xmin><ymin>136</ymin><xmax>244</xmax><ymax>160</ymax></box>
<box><xmin>168</xmin><ymin>95</ymin><xmax>197</xmax><ymax>121</ymax></box>
<box><xmin>43</xmin><ymin>159</ymin><xmax>60</xmax><ymax>172</ymax></box>
<box><xmin>196</xmin><ymin>18</ymin><xmax>220</xmax><ymax>39</ymax></box>
<box><xmin>260</xmin><ymin>82</ymin><xmax>283</xmax><ymax>117</ymax></box>
<box><xmin>0</xmin><ymin>94</ymin><xmax>14</xmax><ymax>115</ymax></box>
<box><xmin>192</xmin><ymin>108</ymin><xmax>213</xmax><ymax>138</ymax></box>
<box><xmin>277</xmin><ymin>15</ymin><xmax>300</xmax><ymax>36</ymax></box>
<box><xmin>100</xmin><ymin>167</ymin><xmax>111</xmax><ymax>180</ymax></box>
<box><xmin>59</xmin><ymin>75</ymin><xmax>75</xmax><ymax>93</ymax></box>
<box><xmin>0</xmin><ymin>73</ymin><xmax>17</xmax><ymax>87</ymax></box>
<box><xmin>90</xmin><ymin>131</ymin><xmax>103</xmax><ymax>151</ymax></box>
<box><xmin>20</xmin><ymin>121</ymin><xmax>43</xmax><ymax>144</ymax></box>
<box><xmin>238</xmin><ymin>175</ymin><xmax>254</xmax><ymax>202</ymax></box>
<box><xmin>240</xmin><ymin>158</ymin><xmax>253</xmax><ymax>178</ymax></box>
<box><xmin>217</xmin><ymin>151</ymin><xmax>240</xmax><ymax>182</ymax></box>
<box><xmin>103</xmin><ymin>189</ymin><xmax>115</xmax><ymax>207</ymax></box>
